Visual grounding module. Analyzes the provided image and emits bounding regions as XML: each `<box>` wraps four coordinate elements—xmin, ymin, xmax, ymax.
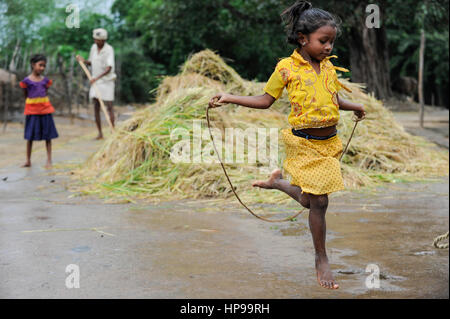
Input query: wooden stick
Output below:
<box><xmin>76</xmin><ymin>58</ymin><xmax>114</xmax><ymax>131</ymax></box>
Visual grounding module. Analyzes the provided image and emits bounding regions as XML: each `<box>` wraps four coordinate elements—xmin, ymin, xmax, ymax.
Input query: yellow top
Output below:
<box><xmin>264</xmin><ymin>49</ymin><xmax>351</xmax><ymax>130</ymax></box>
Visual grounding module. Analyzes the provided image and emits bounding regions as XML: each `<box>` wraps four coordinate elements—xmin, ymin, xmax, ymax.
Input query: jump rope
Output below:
<box><xmin>206</xmin><ymin>98</ymin><xmax>364</xmax><ymax>223</ymax></box>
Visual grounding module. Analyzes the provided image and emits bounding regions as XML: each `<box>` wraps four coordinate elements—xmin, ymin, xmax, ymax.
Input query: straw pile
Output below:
<box><xmin>70</xmin><ymin>49</ymin><xmax>448</xmax><ymax>202</ymax></box>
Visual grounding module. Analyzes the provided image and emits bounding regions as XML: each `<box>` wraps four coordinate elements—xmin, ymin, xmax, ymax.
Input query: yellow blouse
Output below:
<box><xmin>264</xmin><ymin>49</ymin><xmax>351</xmax><ymax>130</ymax></box>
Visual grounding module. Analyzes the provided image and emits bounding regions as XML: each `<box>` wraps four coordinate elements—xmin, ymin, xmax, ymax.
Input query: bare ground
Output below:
<box><xmin>0</xmin><ymin>108</ymin><xmax>448</xmax><ymax>298</ymax></box>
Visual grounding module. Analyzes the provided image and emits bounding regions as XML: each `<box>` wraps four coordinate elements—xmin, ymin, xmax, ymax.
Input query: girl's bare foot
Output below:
<box><xmin>21</xmin><ymin>162</ymin><xmax>31</xmax><ymax>168</ymax></box>
<box><xmin>315</xmin><ymin>255</ymin><xmax>339</xmax><ymax>289</ymax></box>
<box><xmin>252</xmin><ymin>169</ymin><xmax>283</xmax><ymax>189</ymax></box>
<box><xmin>95</xmin><ymin>134</ymin><xmax>103</xmax><ymax>140</ymax></box>
<box><xmin>45</xmin><ymin>162</ymin><xmax>52</xmax><ymax>169</ymax></box>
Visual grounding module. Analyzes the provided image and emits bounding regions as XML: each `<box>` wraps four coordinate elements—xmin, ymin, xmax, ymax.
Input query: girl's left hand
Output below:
<box><xmin>209</xmin><ymin>93</ymin><xmax>230</xmax><ymax>108</ymax></box>
<box><xmin>90</xmin><ymin>77</ymin><xmax>97</xmax><ymax>85</ymax></box>
<box><xmin>353</xmin><ymin>106</ymin><xmax>366</xmax><ymax>121</ymax></box>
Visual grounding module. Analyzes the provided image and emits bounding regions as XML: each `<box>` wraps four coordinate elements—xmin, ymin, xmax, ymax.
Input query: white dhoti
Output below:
<box><xmin>89</xmin><ymin>80</ymin><xmax>115</xmax><ymax>101</ymax></box>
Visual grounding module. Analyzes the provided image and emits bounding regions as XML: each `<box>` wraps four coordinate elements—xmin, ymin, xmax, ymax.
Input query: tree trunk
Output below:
<box><xmin>9</xmin><ymin>39</ymin><xmax>21</xmax><ymax>72</ymax></box>
<box><xmin>418</xmin><ymin>29</ymin><xmax>426</xmax><ymax>128</ymax></box>
<box><xmin>21</xmin><ymin>49</ymin><xmax>29</xmax><ymax>73</ymax></box>
<box><xmin>348</xmin><ymin>2</ymin><xmax>392</xmax><ymax>100</ymax></box>
<box><xmin>437</xmin><ymin>87</ymin><xmax>443</xmax><ymax>107</ymax></box>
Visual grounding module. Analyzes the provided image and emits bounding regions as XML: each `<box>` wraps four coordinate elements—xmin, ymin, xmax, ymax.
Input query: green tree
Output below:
<box><xmin>112</xmin><ymin>0</ymin><xmax>293</xmax><ymax>81</ymax></box>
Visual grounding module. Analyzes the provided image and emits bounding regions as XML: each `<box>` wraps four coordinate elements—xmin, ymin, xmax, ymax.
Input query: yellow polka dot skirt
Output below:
<box><xmin>282</xmin><ymin>128</ymin><xmax>345</xmax><ymax>195</ymax></box>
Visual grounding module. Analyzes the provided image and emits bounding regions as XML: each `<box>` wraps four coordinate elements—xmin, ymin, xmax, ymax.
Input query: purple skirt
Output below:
<box><xmin>24</xmin><ymin>114</ymin><xmax>59</xmax><ymax>141</ymax></box>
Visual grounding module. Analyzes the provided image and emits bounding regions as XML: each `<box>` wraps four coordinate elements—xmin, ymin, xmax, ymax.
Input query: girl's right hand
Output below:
<box><xmin>209</xmin><ymin>93</ymin><xmax>230</xmax><ymax>108</ymax></box>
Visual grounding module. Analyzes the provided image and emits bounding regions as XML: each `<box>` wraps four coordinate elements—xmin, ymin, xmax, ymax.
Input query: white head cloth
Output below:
<box><xmin>93</xmin><ymin>28</ymin><xmax>108</xmax><ymax>40</ymax></box>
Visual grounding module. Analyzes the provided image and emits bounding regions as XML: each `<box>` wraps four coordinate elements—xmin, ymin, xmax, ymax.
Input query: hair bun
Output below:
<box><xmin>281</xmin><ymin>1</ymin><xmax>313</xmax><ymax>27</ymax></box>
<box><xmin>294</xmin><ymin>1</ymin><xmax>312</xmax><ymax>16</ymax></box>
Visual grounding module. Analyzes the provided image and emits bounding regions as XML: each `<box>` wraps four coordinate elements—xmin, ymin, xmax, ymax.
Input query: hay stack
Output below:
<box><xmin>71</xmin><ymin>50</ymin><xmax>448</xmax><ymax>202</ymax></box>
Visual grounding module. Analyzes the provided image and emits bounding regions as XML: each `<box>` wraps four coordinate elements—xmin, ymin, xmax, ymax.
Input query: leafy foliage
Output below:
<box><xmin>386</xmin><ymin>0</ymin><xmax>449</xmax><ymax>103</ymax></box>
<box><xmin>1</xmin><ymin>0</ymin><xmax>448</xmax><ymax>106</ymax></box>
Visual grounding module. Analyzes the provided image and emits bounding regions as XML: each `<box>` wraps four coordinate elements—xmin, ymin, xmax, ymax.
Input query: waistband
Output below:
<box><xmin>291</xmin><ymin>128</ymin><xmax>337</xmax><ymax>140</ymax></box>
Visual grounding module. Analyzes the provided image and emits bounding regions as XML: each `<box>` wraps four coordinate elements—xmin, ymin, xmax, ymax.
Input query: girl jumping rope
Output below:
<box><xmin>208</xmin><ymin>1</ymin><xmax>366</xmax><ymax>290</ymax></box>
<box><xmin>20</xmin><ymin>54</ymin><xmax>58</xmax><ymax>169</ymax></box>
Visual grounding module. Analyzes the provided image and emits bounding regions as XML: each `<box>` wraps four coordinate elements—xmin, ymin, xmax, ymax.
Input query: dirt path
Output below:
<box><xmin>0</xmin><ymin>115</ymin><xmax>448</xmax><ymax>298</ymax></box>
<box><xmin>393</xmin><ymin>109</ymin><xmax>449</xmax><ymax>149</ymax></box>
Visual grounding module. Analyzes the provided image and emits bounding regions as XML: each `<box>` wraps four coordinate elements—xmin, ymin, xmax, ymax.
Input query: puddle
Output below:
<box><xmin>71</xmin><ymin>246</ymin><xmax>91</xmax><ymax>253</ymax></box>
<box><xmin>413</xmin><ymin>251</ymin><xmax>437</xmax><ymax>256</ymax></box>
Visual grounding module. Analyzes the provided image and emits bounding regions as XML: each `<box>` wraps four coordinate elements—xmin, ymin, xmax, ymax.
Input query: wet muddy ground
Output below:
<box><xmin>0</xmin><ymin>113</ymin><xmax>448</xmax><ymax>298</ymax></box>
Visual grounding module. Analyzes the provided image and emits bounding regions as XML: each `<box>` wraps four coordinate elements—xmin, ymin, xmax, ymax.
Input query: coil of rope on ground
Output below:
<box><xmin>433</xmin><ymin>231</ymin><xmax>449</xmax><ymax>249</ymax></box>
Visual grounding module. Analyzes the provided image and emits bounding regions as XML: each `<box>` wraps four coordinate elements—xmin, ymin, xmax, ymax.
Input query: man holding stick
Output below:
<box><xmin>76</xmin><ymin>28</ymin><xmax>116</xmax><ymax>139</ymax></box>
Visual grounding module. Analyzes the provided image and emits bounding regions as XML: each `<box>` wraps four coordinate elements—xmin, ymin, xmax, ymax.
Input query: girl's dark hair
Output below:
<box><xmin>281</xmin><ymin>1</ymin><xmax>341</xmax><ymax>46</ymax></box>
<box><xmin>30</xmin><ymin>54</ymin><xmax>47</xmax><ymax>65</ymax></box>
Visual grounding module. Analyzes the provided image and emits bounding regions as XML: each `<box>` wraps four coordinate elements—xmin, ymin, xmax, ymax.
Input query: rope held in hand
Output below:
<box><xmin>206</xmin><ymin>100</ymin><xmax>362</xmax><ymax>223</ymax></box>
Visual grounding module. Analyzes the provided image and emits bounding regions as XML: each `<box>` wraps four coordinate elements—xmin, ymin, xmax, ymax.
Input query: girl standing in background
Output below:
<box><xmin>20</xmin><ymin>54</ymin><xmax>58</xmax><ymax>169</ymax></box>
